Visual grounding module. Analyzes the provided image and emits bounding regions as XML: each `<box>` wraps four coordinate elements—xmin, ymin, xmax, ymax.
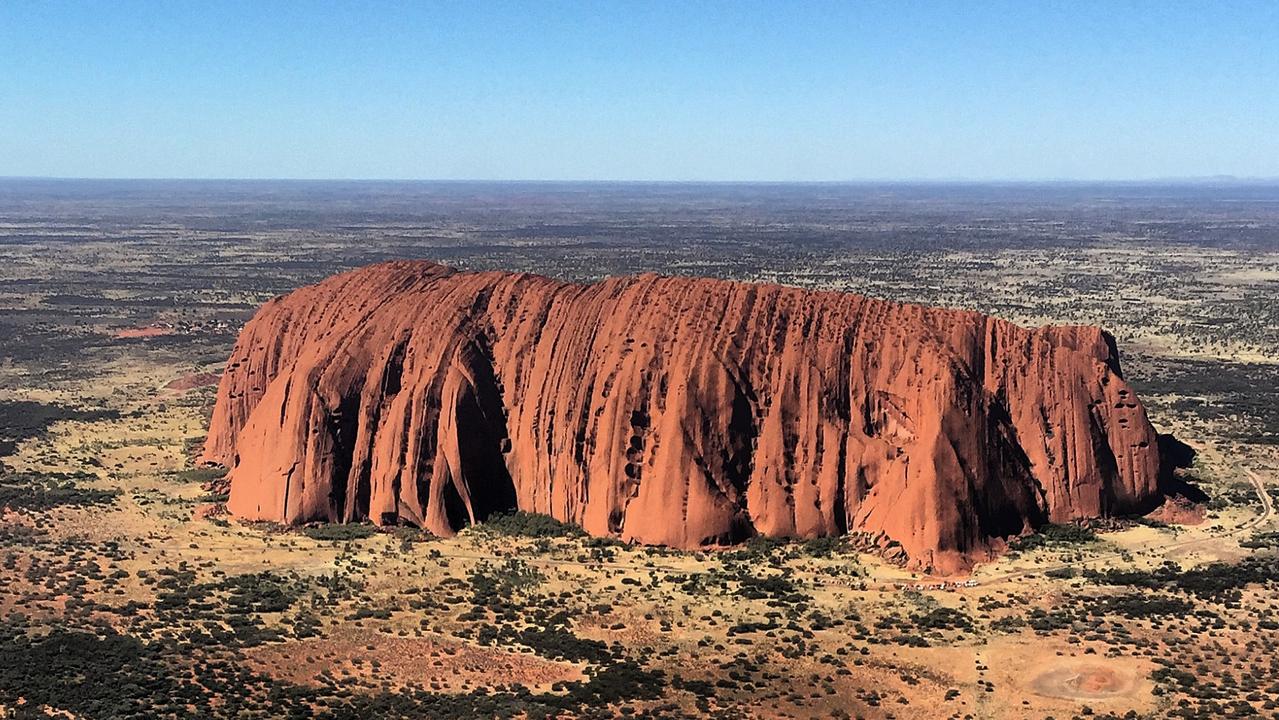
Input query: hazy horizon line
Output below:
<box><xmin>4</xmin><ymin>175</ymin><xmax>1279</xmax><ymax>186</ymax></box>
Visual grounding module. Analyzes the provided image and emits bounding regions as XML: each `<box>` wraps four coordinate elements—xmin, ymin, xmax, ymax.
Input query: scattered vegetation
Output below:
<box><xmin>0</xmin><ymin>400</ymin><xmax>119</xmax><ymax>457</ymax></box>
<box><xmin>1009</xmin><ymin>523</ymin><xmax>1098</xmax><ymax>552</ymax></box>
<box><xmin>0</xmin><ymin>470</ymin><xmax>118</xmax><ymax>512</ymax></box>
<box><xmin>1086</xmin><ymin>557</ymin><xmax>1279</xmax><ymax>600</ymax></box>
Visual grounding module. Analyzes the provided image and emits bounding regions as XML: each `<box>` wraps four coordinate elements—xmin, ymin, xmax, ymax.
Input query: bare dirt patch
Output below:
<box><xmin>113</xmin><ymin>325</ymin><xmax>175</xmax><ymax>339</ymax></box>
<box><xmin>241</xmin><ymin>627</ymin><xmax>585</xmax><ymax>693</ymax></box>
<box><xmin>1030</xmin><ymin>662</ymin><xmax>1136</xmax><ymax>700</ymax></box>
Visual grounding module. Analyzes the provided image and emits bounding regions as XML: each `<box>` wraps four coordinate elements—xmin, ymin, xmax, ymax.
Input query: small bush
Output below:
<box><xmin>478</xmin><ymin>511</ymin><xmax>586</xmax><ymax>538</ymax></box>
<box><xmin>301</xmin><ymin>523</ymin><xmax>377</xmax><ymax>542</ymax></box>
<box><xmin>171</xmin><ymin>466</ymin><xmax>228</xmax><ymax>484</ymax></box>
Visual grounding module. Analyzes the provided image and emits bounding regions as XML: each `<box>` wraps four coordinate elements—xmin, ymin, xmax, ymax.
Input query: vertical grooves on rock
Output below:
<box><xmin>205</xmin><ymin>261</ymin><xmax>1165</xmax><ymax>574</ymax></box>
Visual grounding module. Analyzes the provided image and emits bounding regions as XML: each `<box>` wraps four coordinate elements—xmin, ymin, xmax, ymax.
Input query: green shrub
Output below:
<box><xmin>478</xmin><ymin>511</ymin><xmax>586</xmax><ymax>538</ymax></box>
<box><xmin>171</xmin><ymin>466</ymin><xmax>228</xmax><ymax>484</ymax></box>
<box><xmin>1009</xmin><ymin>523</ymin><xmax>1098</xmax><ymax>552</ymax></box>
<box><xmin>301</xmin><ymin>523</ymin><xmax>378</xmax><ymax>542</ymax></box>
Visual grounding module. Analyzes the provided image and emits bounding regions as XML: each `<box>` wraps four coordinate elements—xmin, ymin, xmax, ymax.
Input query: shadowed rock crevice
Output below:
<box><xmin>202</xmin><ymin>261</ymin><xmax>1167</xmax><ymax>574</ymax></box>
<box><xmin>448</xmin><ymin>340</ymin><xmax>519</xmax><ymax>523</ymax></box>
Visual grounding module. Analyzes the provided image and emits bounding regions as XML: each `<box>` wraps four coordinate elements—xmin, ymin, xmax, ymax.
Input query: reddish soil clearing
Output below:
<box><xmin>1030</xmin><ymin>663</ymin><xmax>1136</xmax><ymax>700</ymax></box>
<box><xmin>114</xmin><ymin>326</ymin><xmax>176</xmax><ymax>339</ymax></box>
<box><xmin>242</xmin><ymin>627</ymin><xmax>584</xmax><ymax>693</ymax></box>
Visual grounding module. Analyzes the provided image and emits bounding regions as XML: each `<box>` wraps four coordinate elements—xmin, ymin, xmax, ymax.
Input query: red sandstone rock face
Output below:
<box><xmin>202</xmin><ymin>261</ymin><xmax>1163</xmax><ymax>573</ymax></box>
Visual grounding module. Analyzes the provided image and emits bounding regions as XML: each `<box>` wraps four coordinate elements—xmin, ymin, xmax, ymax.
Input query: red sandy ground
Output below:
<box><xmin>241</xmin><ymin>627</ymin><xmax>584</xmax><ymax>693</ymax></box>
<box><xmin>114</xmin><ymin>326</ymin><xmax>176</xmax><ymax>339</ymax></box>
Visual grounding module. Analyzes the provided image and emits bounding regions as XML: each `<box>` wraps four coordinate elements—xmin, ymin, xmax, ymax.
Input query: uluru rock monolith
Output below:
<box><xmin>201</xmin><ymin>261</ymin><xmax>1165</xmax><ymax>573</ymax></box>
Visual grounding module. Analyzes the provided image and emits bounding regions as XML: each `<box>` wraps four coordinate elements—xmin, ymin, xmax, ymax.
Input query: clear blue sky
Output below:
<box><xmin>2</xmin><ymin>1</ymin><xmax>1276</xmax><ymax>181</ymax></box>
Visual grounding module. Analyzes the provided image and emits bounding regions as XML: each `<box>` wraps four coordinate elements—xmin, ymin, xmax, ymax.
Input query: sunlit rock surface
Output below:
<box><xmin>202</xmin><ymin>261</ymin><xmax>1164</xmax><ymax>573</ymax></box>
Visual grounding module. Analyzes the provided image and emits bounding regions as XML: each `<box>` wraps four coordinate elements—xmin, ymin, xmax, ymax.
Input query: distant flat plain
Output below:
<box><xmin>0</xmin><ymin>180</ymin><xmax>1276</xmax><ymax>719</ymax></box>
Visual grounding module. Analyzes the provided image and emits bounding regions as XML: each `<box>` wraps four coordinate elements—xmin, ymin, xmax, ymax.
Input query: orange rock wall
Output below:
<box><xmin>202</xmin><ymin>261</ymin><xmax>1162</xmax><ymax>573</ymax></box>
